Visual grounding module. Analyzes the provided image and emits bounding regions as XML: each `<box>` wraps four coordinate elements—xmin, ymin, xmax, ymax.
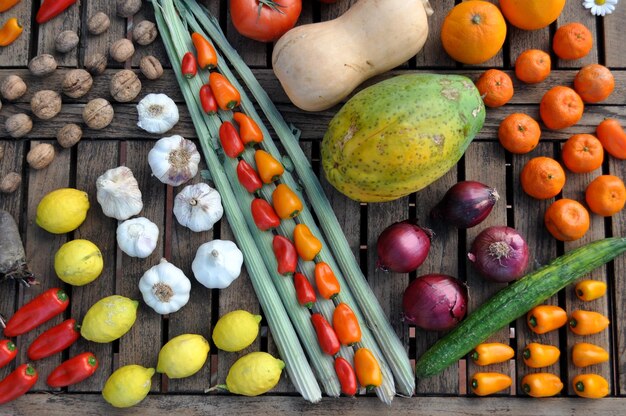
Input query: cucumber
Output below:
<box><xmin>415</xmin><ymin>237</ymin><xmax>626</xmax><ymax>379</ymax></box>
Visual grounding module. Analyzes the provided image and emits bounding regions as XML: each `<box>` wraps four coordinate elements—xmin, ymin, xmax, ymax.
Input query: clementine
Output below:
<box><xmin>521</xmin><ymin>156</ymin><xmax>566</xmax><ymax>200</ymax></box>
<box><xmin>585</xmin><ymin>175</ymin><xmax>626</xmax><ymax>217</ymax></box>
<box><xmin>544</xmin><ymin>199</ymin><xmax>590</xmax><ymax>241</ymax></box>
<box><xmin>539</xmin><ymin>86</ymin><xmax>584</xmax><ymax>130</ymax></box>
<box><xmin>498</xmin><ymin>113</ymin><xmax>541</xmax><ymax>154</ymax></box>
<box><xmin>475</xmin><ymin>69</ymin><xmax>514</xmax><ymax>108</ymax></box>
<box><xmin>499</xmin><ymin>0</ymin><xmax>566</xmax><ymax>31</ymax></box>
<box><xmin>553</xmin><ymin>22</ymin><xmax>593</xmax><ymax>61</ymax></box>
<box><xmin>574</xmin><ymin>64</ymin><xmax>615</xmax><ymax>103</ymax></box>
<box><xmin>514</xmin><ymin>49</ymin><xmax>551</xmax><ymax>84</ymax></box>
<box><xmin>561</xmin><ymin>134</ymin><xmax>604</xmax><ymax>173</ymax></box>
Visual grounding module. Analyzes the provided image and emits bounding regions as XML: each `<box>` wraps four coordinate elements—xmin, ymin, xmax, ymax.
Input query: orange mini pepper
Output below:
<box><xmin>332</xmin><ymin>303</ymin><xmax>361</xmax><ymax>346</ymax></box>
<box><xmin>0</xmin><ymin>18</ymin><xmax>23</xmax><ymax>47</ymax></box>
<box><xmin>521</xmin><ymin>373</ymin><xmax>563</xmax><ymax>398</ymax></box>
<box><xmin>572</xmin><ymin>374</ymin><xmax>609</xmax><ymax>399</ymax></box>
<box><xmin>272</xmin><ymin>184</ymin><xmax>303</xmax><ymax>220</ymax></box>
<box><xmin>572</xmin><ymin>342</ymin><xmax>609</xmax><ymax>368</ymax></box>
<box><xmin>527</xmin><ymin>305</ymin><xmax>568</xmax><ymax>334</ymax></box>
<box><xmin>470</xmin><ymin>343</ymin><xmax>514</xmax><ymax>366</ymax></box>
<box><xmin>209</xmin><ymin>72</ymin><xmax>240</xmax><ymax>110</ymax></box>
<box><xmin>191</xmin><ymin>32</ymin><xmax>217</xmax><ymax>70</ymax></box>
<box><xmin>522</xmin><ymin>343</ymin><xmax>560</xmax><ymax>368</ymax></box>
<box><xmin>569</xmin><ymin>310</ymin><xmax>610</xmax><ymax>335</ymax></box>
<box><xmin>233</xmin><ymin>112</ymin><xmax>263</xmax><ymax>145</ymax></box>
<box><xmin>470</xmin><ymin>372</ymin><xmax>512</xmax><ymax>396</ymax></box>
<box><xmin>293</xmin><ymin>223</ymin><xmax>322</xmax><ymax>261</ymax></box>
<box><xmin>575</xmin><ymin>280</ymin><xmax>607</xmax><ymax>302</ymax></box>
<box><xmin>354</xmin><ymin>348</ymin><xmax>382</xmax><ymax>389</ymax></box>
<box><xmin>0</xmin><ymin>0</ymin><xmax>20</xmax><ymax>12</ymax></box>
<box><xmin>254</xmin><ymin>150</ymin><xmax>284</xmax><ymax>184</ymax></box>
<box><xmin>314</xmin><ymin>262</ymin><xmax>340</xmax><ymax>300</ymax></box>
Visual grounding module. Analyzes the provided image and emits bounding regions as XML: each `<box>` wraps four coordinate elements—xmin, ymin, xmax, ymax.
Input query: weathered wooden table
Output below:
<box><xmin>1</xmin><ymin>0</ymin><xmax>626</xmax><ymax>414</ymax></box>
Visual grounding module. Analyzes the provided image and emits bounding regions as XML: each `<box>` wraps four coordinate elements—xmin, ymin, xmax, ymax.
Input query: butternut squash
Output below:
<box><xmin>271</xmin><ymin>0</ymin><xmax>433</xmax><ymax>112</ymax></box>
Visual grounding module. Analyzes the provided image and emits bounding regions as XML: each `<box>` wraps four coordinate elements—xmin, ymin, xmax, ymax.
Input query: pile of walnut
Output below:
<box><xmin>0</xmin><ymin>0</ymin><xmax>165</xmax><ymax>195</ymax></box>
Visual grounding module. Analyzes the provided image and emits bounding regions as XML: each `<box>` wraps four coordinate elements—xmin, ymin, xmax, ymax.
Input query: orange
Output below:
<box><xmin>539</xmin><ymin>86</ymin><xmax>584</xmax><ymax>130</ymax></box>
<box><xmin>521</xmin><ymin>157</ymin><xmax>566</xmax><ymax>200</ymax></box>
<box><xmin>499</xmin><ymin>0</ymin><xmax>566</xmax><ymax>31</ymax></box>
<box><xmin>475</xmin><ymin>69</ymin><xmax>514</xmax><ymax>108</ymax></box>
<box><xmin>596</xmin><ymin>119</ymin><xmax>626</xmax><ymax>160</ymax></box>
<box><xmin>585</xmin><ymin>175</ymin><xmax>626</xmax><ymax>217</ymax></box>
<box><xmin>498</xmin><ymin>113</ymin><xmax>541</xmax><ymax>154</ymax></box>
<box><xmin>553</xmin><ymin>23</ymin><xmax>593</xmax><ymax>61</ymax></box>
<box><xmin>514</xmin><ymin>49</ymin><xmax>551</xmax><ymax>84</ymax></box>
<box><xmin>440</xmin><ymin>1</ymin><xmax>507</xmax><ymax>65</ymax></box>
<box><xmin>561</xmin><ymin>134</ymin><xmax>604</xmax><ymax>173</ymax></box>
<box><xmin>544</xmin><ymin>199</ymin><xmax>590</xmax><ymax>241</ymax></box>
<box><xmin>574</xmin><ymin>64</ymin><xmax>615</xmax><ymax>103</ymax></box>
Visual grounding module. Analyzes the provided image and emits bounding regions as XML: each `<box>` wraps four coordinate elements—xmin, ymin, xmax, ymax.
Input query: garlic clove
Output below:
<box><xmin>137</xmin><ymin>93</ymin><xmax>179</xmax><ymax>134</ymax></box>
<box><xmin>117</xmin><ymin>217</ymin><xmax>159</xmax><ymax>258</ymax></box>
<box><xmin>148</xmin><ymin>135</ymin><xmax>201</xmax><ymax>187</ymax></box>
<box><xmin>96</xmin><ymin>166</ymin><xmax>143</xmax><ymax>220</ymax></box>
<box><xmin>173</xmin><ymin>183</ymin><xmax>223</xmax><ymax>232</ymax></box>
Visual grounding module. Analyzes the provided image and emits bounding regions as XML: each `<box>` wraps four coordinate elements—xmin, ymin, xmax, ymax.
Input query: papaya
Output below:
<box><xmin>321</xmin><ymin>74</ymin><xmax>486</xmax><ymax>202</ymax></box>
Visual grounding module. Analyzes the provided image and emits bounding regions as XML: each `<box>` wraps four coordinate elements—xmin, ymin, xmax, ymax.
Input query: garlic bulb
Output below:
<box><xmin>192</xmin><ymin>239</ymin><xmax>243</xmax><ymax>289</ymax></box>
<box><xmin>117</xmin><ymin>217</ymin><xmax>159</xmax><ymax>258</ymax></box>
<box><xmin>137</xmin><ymin>93</ymin><xmax>179</xmax><ymax>134</ymax></box>
<box><xmin>148</xmin><ymin>135</ymin><xmax>201</xmax><ymax>186</ymax></box>
<box><xmin>173</xmin><ymin>183</ymin><xmax>223</xmax><ymax>232</ymax></box>
<box><xmin>96</xmin><ymin>166</ymin><xmax>143</xmax><ymax>220</ymax></box>
<box><xmin>139</xmin><ymin>258</ymin><xmax>191</xmax><ymax>315</ymax></box>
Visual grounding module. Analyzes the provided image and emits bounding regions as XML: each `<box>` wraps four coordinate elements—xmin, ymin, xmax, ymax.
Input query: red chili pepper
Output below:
<box><xmin>0</xmin><ymin>340</ymin><xmax>17</xmax><ymax>369</ymax></box>
<box><xmin>314</xmin><ymin>262</ymin><xmax>341</xmax><ymax>300</ymax></box>
<box><xmin>47</xmin><ymin>352</ymin><xmax>99</xmax><ymax>388</ymax></box>
<box><xmin>0</xmin><ymin>364</ymin><xmax>38</xmax><ymax>404</ymax></box>
<box><xmin>233</xmin><ymin>112</ymin><xmax>264</xmax><ymax>145</ymax></box>
<box><xmin>334</xmin><ymin>357</ymin><xmax>358</xmax><ymax>396</ymax></box>
<box><xmin>311</xmin><ymin>313</ymin><xmax>340</xmax><ymax>356</ymax></box>
<box><xmin>209</xmin><ymin>72</ymin><xmax>241</xmax><ymax>110</ymax></box>
<box><xmin>237</xmin><ymin>159</ymin><xmax>263</xmax><ymax>193</ymax></box>
<box><xmin>294</xmin><ymin>272</ymin><xmax>316</xmax><ymax>309</ymax></box>
<box><xmin>36</xmin><ymin>0</ymin><xmax>77</xmax><ymax>24</ymax></box>
<box><xmin>181</xmin><ymin>52</ymin><xmax>197</xmax><ymax>79</ymax></box>
<box><xmin>27</xmin><ymin>318</ymin><xmax>80</xmax><ymax>361</ymax></box>
<box><xmin>3</xmin><ymin>288</ymin><xmax>69</xmax><ymax>337</ymax></box>
<box><xmin>251</xmin><ymin>198</ymin><xmax>281</xmax><ymax>231</ymax></box>
<box><xmin>332</xmin><ymin>303</ymin><xmax>362</xmax><ymax>345</ymax></box>
<box><xmin>191</xmin><ymin>32</ymin><xmax>218</xmax><ymax>70</ymax></box>
<box><xmin>272</xmin><ymin>235</ymin><xmax>298</xmax><ymax>276</ymax></box>
<box><xmin>219</xmin><ymin>121</ymin><xmax>245</xmax><ymax>158</ymax></box>
<box><xmin>199</xmin><ymin>84</ymin><xmax>218</xmax><ymax>114</ymax></box>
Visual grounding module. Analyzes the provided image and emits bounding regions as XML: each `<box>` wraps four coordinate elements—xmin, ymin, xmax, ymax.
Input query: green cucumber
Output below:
<box><xmin>415</xmin><ymin>237</ymin><xmax>626</xmax><ymax>379</ymax></box>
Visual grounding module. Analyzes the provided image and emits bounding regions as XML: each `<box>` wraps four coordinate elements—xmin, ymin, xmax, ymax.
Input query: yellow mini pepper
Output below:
<box><xmin>521</xmin><ymin>373</ymin><xmax>563</xmax><ymax>398</ymax></box>
<box><xmin>572</xmin><ymin>374</ymin><xmax>609</xmax><ymax>399</ymax></box>
<box><xmin>254</xmin><ymin>150</ymin><xmax>284</xmax><ymax>184</ymax></box>
<box><xmin>0</xmin><ymin>18</ymin><xmax>23</xmax><ymax>47</ymax></box>
<box><xmin>575</xmin><ymin>279</ymin><xmax>607</xmax><ymax>302</ymax></box>
<box><xmin>272</xmin><ymin>184</ymin><xmax>303</xmax><ymax>219</ymax></box>
<box><xmin>572</xmin><ymin>342</ymin><xmax>609</xmax><ymax>368</ymax></box>
<box><xmin>354</xmin><ymin>348</ymin><xmax>382</xmax><ymax>389</ymax></box>
<box><xmin>470</xmin><ymin>372</ymin><xmax>512</xmax><ymax>396</ymax></box>
<box><xmin>293</xmin><ymin>223</ymin><xmax>322</xmax><ymax>261</ymax></box>
<box><xmin>522</xmin><ymin>343</ymin><xmax>560</xmax><ymax>368</ymax></box>
<box><xmin>470</xmin><ymin>343</ymin><xmax>514</xmax><ymax>366</ymax></box>
<box><xmin>0</xmin><ymin>0</ymin><xmax>20</xmax><ymax>12</ymax></box>
<box><xmin>569</xmin><ymin>310</ymin><xmax>610</xmax><ymax>335</ymax></box>
<box><xmin>527</xmin><ymin>305</ymin><xmax>568</xmax><ymax>334</ymax></box>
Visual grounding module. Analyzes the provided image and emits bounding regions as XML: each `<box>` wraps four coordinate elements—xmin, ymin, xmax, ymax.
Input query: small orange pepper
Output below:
<box><xmin>527</xmin><ymin>305</ymin><xmax>568</xmax><ymax>334</ymax></box>
<box><xmin>522</xmin><ymin>343</ymin><xmax>560</xmax><ymax>368</ymax></box>
<box><xmin>0</xmin><ymin>0</ymin><xmax>20</xmax><ymax>13</ymax></box>
<box><xmin>572</xmin><ymin>374</ymin><xmax>609</xmax><ymax>399</ymax></box>
<box><xmin>572</xmin><ymin>342</ymin><xmax>609</xmax><ymax>368</ymax></box>
<box><xmin>191</xmin><ymin>32</ymin><xmax>217</xmax><ymax>70</ymax></box>
<box><xmin>332</xmin><ymin>302</ymin><xmax>361</xmax><ymax>345</ymax></box>
<box><xmin>254</xmin><ymin>150</ymin><xmax>284</xmax><ymax>184</ymax></box>
<box><xmin>0</xmin><ymin>18</ymin><xmax>23</xmax><ymax>47</ymax></box>
<box><xmin>314</xmin><ymin>261</ymin><xmax>340</xmax><ymax>300</ymax></box>
<box><xmin>293</xmin><ymin>223</ymin><xmax>322</xmax><ymax>261</ymax></box>
<box><xmin>521</xmin><ymin>373</ymin><xmax>563</xmax><ymax>398</ymax></box>
<box><xmin>272</xmin><ymin>184</ymin><xmax>303</xmax><ymax>220</ymax></box>
<box><xmin>354</xmin><ymin>348</ymin><xmax>382</xmax><ymax>389</ymax></box>
<box><xmin>569</xmin><ymin>310</ymin><xmax>610</xmax><ymax>335</ymax></box>
<box><xmin>209</xmin><ymin>72</ymin><xmax>240</xmax><ymax>110</ymax></box>
<box><xmin>575</xmin><ymin>280</ymin><xmax>607</xmax><ymax>302</ymax></box>
<box><xmin>470</xmin><ymin>372</ymin><xmax>512</xmax><ymax>396</ymax></box>
<box><xmin>233</xmin><ymin>112</ymin><xmax>264</xmax><ymax>145</ymax></box>
<box><xmin>470</xmin><ymin>343</ymin><xmax>514</xmax><ymax>366</ymax></box>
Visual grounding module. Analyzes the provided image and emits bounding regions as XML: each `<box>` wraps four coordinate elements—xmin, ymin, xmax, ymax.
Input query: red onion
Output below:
<box><xmin>430</xmin><ymin>181</ymin><xmax>500</xmax><ymax>229</ymax></box>
<box><xmin>376</xmin><ymin>220</ymin><xmax>432</xmax><ymax>273</ymax></box>
<box><xmin>468</xmin><ymin>226</ymin><xmax>529</xmax><ymax>282</ymax></box>
<box><xmin>402</xmin><ymin>274</ymin><xmax>468</xmax><ymax>331</ymax></box>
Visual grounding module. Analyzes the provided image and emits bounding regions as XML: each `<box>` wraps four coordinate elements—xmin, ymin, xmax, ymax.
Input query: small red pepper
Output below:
<box><xmin>191</xmin><ymin>32</ymin><xmax>218</xmax><ymax>70</ymax></box>
<box><xmin>181</xmin><ymin>52</ymin><xmax>197</xmax><ymax>79</ymax></box>
<box><xmin>199</xmin><ymin>84</ymin><xmax>218</xmax><ymax>114</ymax></box>
<box><xmin>219</xmin><ymin>121</ymin><xmax>245</xmax><ymax>158</ymax></box>
<box><xmin>272</xmin><ymin>235</ymin><xmax>298</xmax><ymax>276</ymax></box>
<box><xmin>0</xmin><ymin>339</ymin><xmax>17</xmax><ymax>369</ymax></box>
<box><xmin>334</xmin><ymin>357</ymin><xmax>358</xmax><ymax>396</ymax></box>
<box><xmin>47</xmin><ymin>352</ymin><xmax>99</xmax><ymax>388</ymax></box>
<box><xmin>36</xmin><ymin>0</ymin><xmax>77</xmax><ymax>24</ymax></box>
<box><xmin>251</xmin><ymin>198</ymin><xmax>281</xmax><ymax>231</ymax></box>
<box><xmin>293</xmin><ymin>272</ymin><xmax>316</xmax><ymax>309</ymax></box>
<box><xmin>233</xmin><ymin>112</ymin><xmax>264</xmax><ymax>145</ymax></box>
<box><xmin>314</xmin><ymin>262</ymin><xmax>341</xmax><ymax>300</ymax></box>
<box><xmin>311</xmin><ymin>313</ymin><xmax>340</xmax><ymax>356</ymax></box>
<box><xmin>209</xmin><ymin>72</ymin><xmax>241</xmax><ymax>110</ymax></box>
<box><xmin>237</xmin><ymin>159</ymin><xmax>263</xmax><ymax>193</ymax></box>
<box><xmin>0</xmin><ymin>364</ymin><xmax>38</xmax><ymax>404</ymax></box>
<box><xmin>27</xmin><ymin>318</ymin><xmax>80</xmax><ymax>361</ymax></box>
<box><xmin>3</xmin><ymin>288</ymin><xmax>69</xmax><ymax>337</ymax></box>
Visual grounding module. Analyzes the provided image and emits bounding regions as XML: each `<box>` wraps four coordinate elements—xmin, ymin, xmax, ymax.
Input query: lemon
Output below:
<box><xmin>81</xmin><ymin>295</ymin><xmax>138</xmax><ymax>343</ymax></box>
<box><xmin>54</xmin><ymin>239</ymin><xmax>103</xmax><ymax>286</ymax></box>
<box><xmin>225</xmin><ymin>352</ymin><xmax>285</xmax><ymax>396</ymax></box>
<box><xmin>212</xmin><ymin>310</ymin><xmax>262</xmax><ymax>352</ymax></box>
<box><xmin>36</xmin><ymin>188</ymin><xmax>90</xmax><ymax>234</ymax></box>
<box><xmin>102</xmin><ymin>364</ymin><xmax>155</xmax><ymax>408</ymax></box>
<box><xmin>156</xmin><ymin>334</ymin><xmax>210</xmax><ymax>379</ymax></box>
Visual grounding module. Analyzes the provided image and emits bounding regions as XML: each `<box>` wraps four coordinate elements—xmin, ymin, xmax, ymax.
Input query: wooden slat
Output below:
<box><xmin>415</xmin><ymin>0</ymin><xmax>456</xmax><ymax>68</ymax></box>
<box><xmin>82</xmin><ymin>1</ymin><xmax>127</xmax><ymax>69</ymax></box>
<box><xmin>603</xmin><ymin>6</ymin><xmax>626</xmax><ymax>67</ymax></box>
<box><xmin>225</xmin><ymin>6</ymin><xmax>267</xmax><ymax>67</ymax></box>
<box><xmin>0</xmin><ymin>0</ymin><xmax>31</xmax><ymax>66</ymax></box>
<box><xmin>556</xmin><ymin>1</ymin><xmax>599</xmax><ymax>68</ymax></box>
<box><xmin>36</xmin><ymin>0</ymin><xmax>81</xmax><ymax>67</ymax></box>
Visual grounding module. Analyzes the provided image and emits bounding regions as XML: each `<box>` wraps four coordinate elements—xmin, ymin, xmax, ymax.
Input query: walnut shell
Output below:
<box><xmin>5</xmin><ymin>113</ymin><xmax>32</xmax><ymax>138</ymax></box>
<box><xmin>116</xmin><ymin>0</ymin><xmax>142</xmax><ymax>17</ymax></box>
<box><xmin>85</xmin><ymin>53</ymin><xmax>108</xmax><ymax>75</ymax></box>
<box><xmin>57</xmin><ymin>123</ymin><xmax>83</xmax><ymax>148</ymax></box>
<box><xmin>110</xmin><ymin>38</ymin><xmax>135</xmax><ymax>63</ymax></box>
<box><xmin>139</xmin><ymin>55</ymin><xmax>163</xmax><ymax>80</ymax></box>
<box><xmin>62</xmin><ymin>69</ymin><xmax>93</xmax><ymax>98</ymax></box>
<box><xmin>87</xmin><ymin>11</ymin><xmax>110</xmax><ymax>35</ymax></box>
<box><xmin>0</xmin><ymin>143</ymin><xmax>4</xmax><ymax>161</ymax></box>
<box><xmin>28</xmin><ymin>54</ymin><xmax>57</xmax><ymax>77</ymax></box>
<box><xmin>132</xmin><ymin>20</ymin><xmax>157</xmax><ymax>46</ymax></box>
<box><xmin>0</xmin><ymin>172</ymin><xmax>22</xmax><ymax>194</ymax></box>
<box><xmin>55</xmin><ymin>31</ymin><xmax>79</xmax><ymax>53</ymax></box>
<box><xmin>83</xmin><ymin>98</ymin><xmax>114</xmax><ymax>129</ymax></box>
<box><xmin>110</xmin><ymin>70</ymin><xmax>142</xmax><ymax>103</ymax></box>
<box><xmin>0</xmin><ymin>75</ymin><xmax>27</xmax><ymax>101</ymax></box>
<box><xmin>27</xmin><ymin>143</ymin><xmax>55</xmax><ymax>170</ymax></box>
<box><xmin>31</xmin><ymin>90</ymin><xmax>62</xmax><ymax>120</ymax></box>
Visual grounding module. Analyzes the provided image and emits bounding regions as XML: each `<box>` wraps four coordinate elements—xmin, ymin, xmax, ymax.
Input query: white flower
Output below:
<box><xmin>583</xmin><ymin>0</ymin><xmax>618</xmax><ymax>16</ymax></box>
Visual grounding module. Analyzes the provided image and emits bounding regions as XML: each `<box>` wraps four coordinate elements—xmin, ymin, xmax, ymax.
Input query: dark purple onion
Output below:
<box><xmin>430</xmin><ymin>181</ymin><xmax>499</xmax><ymax>229</ymax></box>
<box><xmin>468</xmin><ymin>226</ymin><xmax>530</xmax><ymax>282</ymax></box>
<box><xmin>402</xmin><ymin>274</ymin><xmax>468</xmax><ymax>331</ymax></box>
<box><xmin>376</xmin><ymin>220</ymin><xmax>432</xmax><ymax>273</ymax></box>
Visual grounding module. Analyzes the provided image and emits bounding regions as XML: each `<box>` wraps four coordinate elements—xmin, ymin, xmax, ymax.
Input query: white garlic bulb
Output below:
<box><xmin>192</xmin><ymin>239</ymin><xmax>243</xmax><ymax>289</ymax></box>
<box><xmin>117</xmin><ymin>217</ymin><xmax>159</xmax><ymax>258</ymax></box>
<box><xmin>96</xmin><ymin>166</ymin><xmax>143</xmax><ymax>220</ymax></box>
<box><xmin>173</xmin><ymin>183</ymin><xmax>223</xmax><ymax>232</ymax></box>
<box><xmin>148</xmin><ymin>135</ymin><xmax>201</xmax><ymax>187</ymax></box>
<box><xmin>136</xmin><ymin>93</ymin><xmax>179</xmax><ymax>134</ymax></box>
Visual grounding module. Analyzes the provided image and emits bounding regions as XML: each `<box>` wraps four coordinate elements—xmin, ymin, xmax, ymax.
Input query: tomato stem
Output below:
<box><xmin>257</xmin><ymin>0</ymin><xmax>285</xmax><ymax>17</ymax></box>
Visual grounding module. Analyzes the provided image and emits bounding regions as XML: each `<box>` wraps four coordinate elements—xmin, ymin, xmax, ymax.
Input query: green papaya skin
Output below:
<box><xmin>321</xmin><ymin>74</ymin><xmax>486</xmax><ymax>202</ymax></box>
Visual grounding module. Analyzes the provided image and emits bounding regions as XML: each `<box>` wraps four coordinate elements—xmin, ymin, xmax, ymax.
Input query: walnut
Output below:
<box><xmin>85</xmin><ymin>53</ymin><xmax>108</xmax><ymax>75</ymax></box>
<box><xmin>116</xmin><ymin>0</ymin><xmax>142</xmax><ymax>18</ymax></box>
<box><xmin>57</xmin><ymin>123</ymin><xmax>83</xmax><ymax>148</ymax></box>
<box><xmin>0</xmin><ymin>172</ymin><xmax>22</xmax><ymax>194</ymax></box>
<box><xmin>87</xmin><ymin>11</ymin><xmax>110</xmax><ymax>35</ymax></box>
<box><xmin>5</xmin><ymin>113</ymin><xmax>32</xmax><ymax>138</ymax></box>
<box><xmin>132</xmin><ymin>20</ymin><xmax>157</xmax><ymax>46</ymax></box>
<box><xmin>0</xmin><ymin>75</ymin><xmax>27</xmax><ymax>101</ymax></box>
<box><xmin>110</xmin><ymin>69</ymin><xmax>142</xmax><ymax>102</ymax></box>
<box><xmin>110</xmin><ymin>38</ymin><xmax>135</xmax><ymax>63</ymax></box>
<box><xmin>62</xmin><ymin>69</ymin><xmax>93</xmax><ymax>98</ymax></box>
<box><xmin>27</xmin><ymin>143</ymin><xmax>55</xmax><ymax>170</ymax></box>
<box><xmin>83</xmin><ymin>98</ymin><xmax>114</xmax><ymax>129</ymax></box>
<box><xmin>28</xmin><ymin>54</ymin><xmax>57</xmax><ymax>77</ymax></box>
<box><xmin>31</xmin><ymin>90</ymin><xmax>62</xmax><ymax>120</ymax></box>
<box><xmin>139</xmin><ymin>55</ymin><xmax>163</xmax><ymax>80</ymax></box>
<box><xmin>55</xmin><ymin>31</ymin><xmax>79</xmax><ymax>53</ymax></box>
<box><xmin>0</xmin><ymin>143</ymin><xmax>4</xmax><ymax>161</ymax></box>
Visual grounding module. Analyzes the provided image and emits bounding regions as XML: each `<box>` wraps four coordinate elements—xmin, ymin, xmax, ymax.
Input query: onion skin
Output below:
<box><xmin>402</xmin><ymin>274</ymin><xmax>468</xmax><ymax>331</ymax></box>
<box><xmin>376</xmin><ymin>220</ymin><xmax>432</xmax><ymax>273</ymax></box>
<box><xmin>430</xmin><ymin>181</ymin><xmax>499</xmax><ymax>229</ymax></box>
<box><xmin>468</xmin><ymin>226</ymin><xmax>530</xmax><ymax>282</ymax></box>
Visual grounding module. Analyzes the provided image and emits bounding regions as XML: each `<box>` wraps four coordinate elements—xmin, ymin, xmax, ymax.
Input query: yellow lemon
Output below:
<box><xmin>54</xmin><ymin>239</ymin><xmax>103</xmax><ymax>286</ymax></box>
<box><xmin>81</xmin><ymin>295</ymin><xmax>138</xmax><ymax>343</ymax></box>
<box><xmin>102</xmin><ymin>365</ymin><xmax>155</xmax><ymax>408</ymax></box>
<box><xmin>36</xmin><ymin>188</ymin><xmax>89</xmax><ymax>234</ymax></box>
<box><xmin>225</xmin><ymin>352</ymin><xmax>284</xmax><ymax>396</ymax></box>
<box><xmin>212</xmin><ymin>310</ymin><xmax>261</xmax><ymax>352</ymax></box>
<box><xmin>156</xmin><ymin>334</ymin><xmax>210</xmax><ymax>379</ymax></box>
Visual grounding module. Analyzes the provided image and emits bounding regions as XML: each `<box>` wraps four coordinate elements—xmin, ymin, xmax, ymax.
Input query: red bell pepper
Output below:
<box><xmin>311</xmin><ymin>313</ymin><xmax>340</xmax><ymax>356</ymax></box>
<box><xmin>191</xmin><ymin>32</ymin><xmax>218</xmax><ymax>70</ymax></box>
<box><xmin>0</xmin><ymin>340</ymin><xmax>17</xmax><ymax>369</ymax></box>
<box><xmin>181</xmin><ymin>52</ymin><xmax>197</xmax><ymax>79</ymax></box>
<box><xmin>334</xmin><ymin>357</ymin><xmax>358</xmax><ymax>396</ymax></box>
<box><xmin>219</xmin><ymin>121</ymin><xmax>245</xmax><ymax>158</ymax></box>
<box><xmin>233</xmin><ymin>112</ymin><xmax>264</xmax><ymax>145</ymax></box>
<box><xmin>47</xmin><ymin>352</ymin><xmax>99</xmax><ymax>388</ymax></box>
<box><xmin>251</xmin><ymin>198</ymin><xmax>281</xmax><ymax>231</ymax></box>
<box><xmin>293</xmin><ymin>272</ymin><xmax>316</xmax><ymax>309</ymax></box>
<box><xmin>199</xmin><ymin>84</ymin><xmax>218</xmax><ymax>114</ymax></box>
<box><xmin>27</xmin><ymin>318</ymin><xmax>80</xmax><ymax>360</ymax></box>
<box><xmin>3</xmin><ymin>288</ymin><xmax>69</xmax><ymax>337</ymax></box>
<box><xmin>272</xmin><ymin>235</ymin><xmax>298</xmax><ymax>276</ymax></box>
<box><xmin>0</xmin><ymin>364</ymin><xmax>38</xmax><ymax>404</ymax></box>
<box><xmin>237</xmin><ymin>159</ymin><xmax>263</xmax><ymax>194</ymax></box>
<box><xmin>36</xmin><ymin>0</ymin><xmax>77</xmax><ymax>24</ymax></box>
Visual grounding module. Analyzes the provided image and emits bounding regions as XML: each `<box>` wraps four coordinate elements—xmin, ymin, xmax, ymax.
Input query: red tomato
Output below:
<box><xmin>230</xmin><ymin>0</ymin><xmax>302</xmax><ymax>43</ymax></box>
